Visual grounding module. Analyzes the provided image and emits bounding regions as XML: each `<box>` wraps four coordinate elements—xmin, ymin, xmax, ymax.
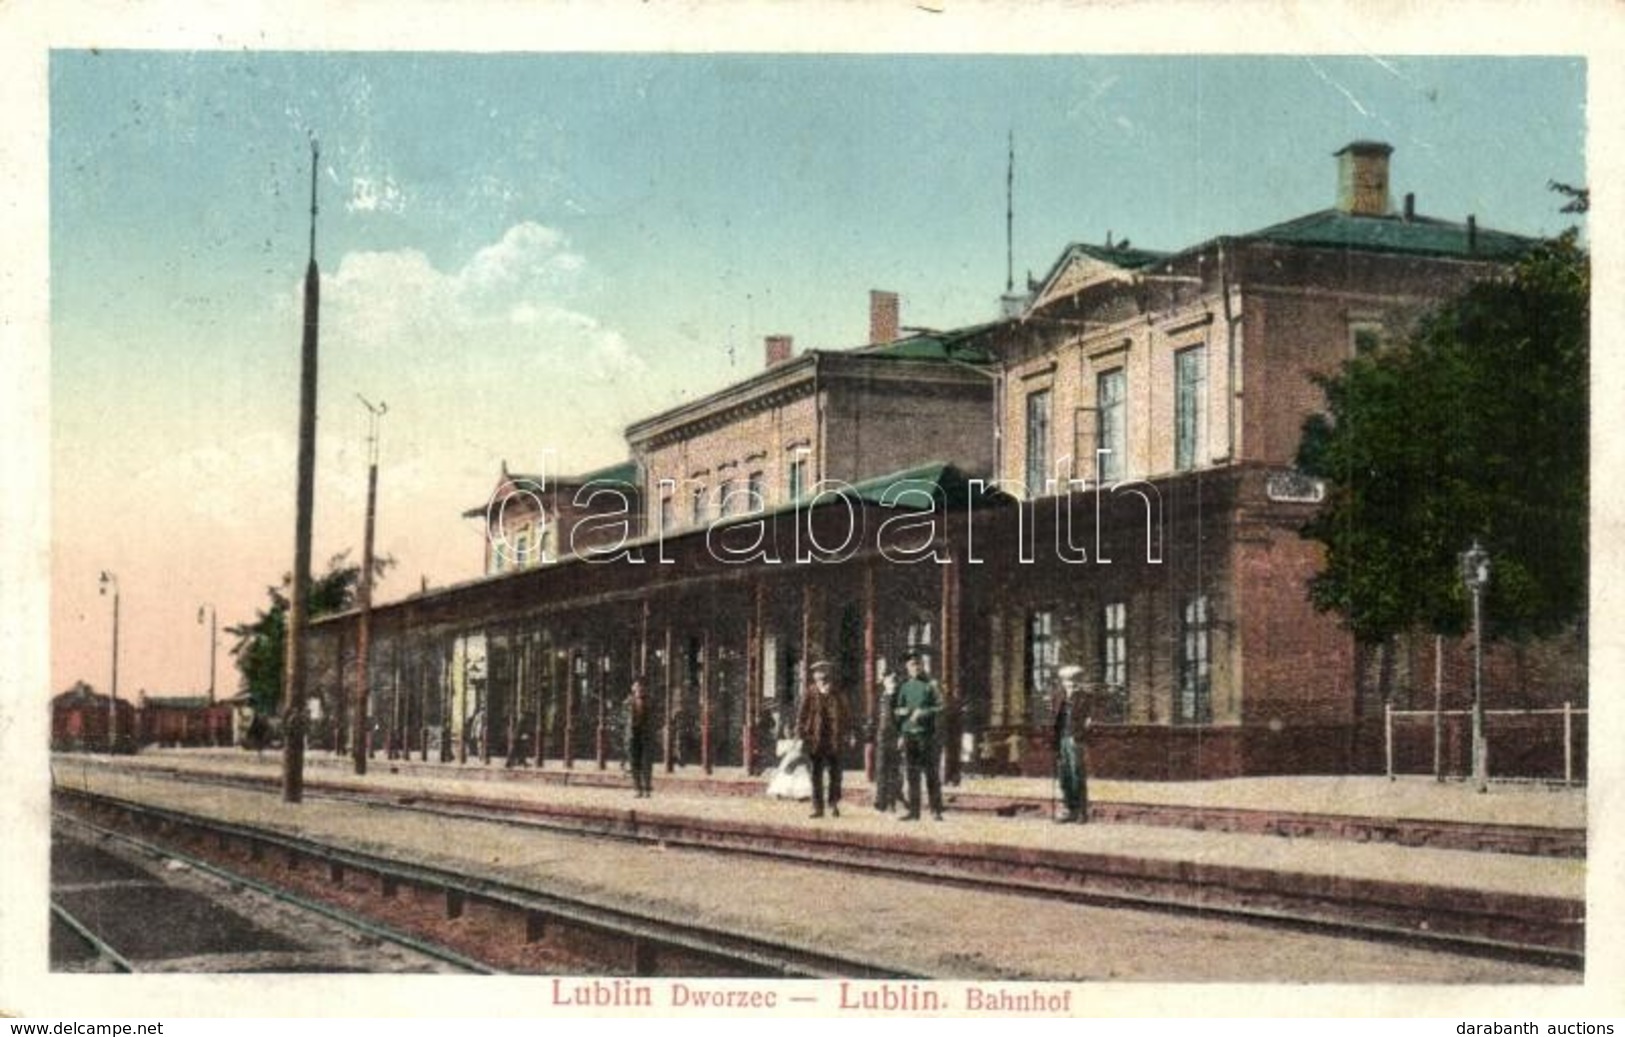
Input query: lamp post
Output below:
<box><xmin>197</xmin><ymin>604</ymin><xmax>217</xmax><ymax>703</ymax></box>
<box><xmin>98</xmin><ymin>571</ymin><xmax>119</xmax><ymax>752</ymax></box>
<box><xmin>1460</xmin><ymin>541</ymin><xmax>1491</xmax><ymax>793</ymax></box>
<box><xmin>353</xmin><ymin>395</ymin><xmax>386</xmax><ymax>776</ymax></box>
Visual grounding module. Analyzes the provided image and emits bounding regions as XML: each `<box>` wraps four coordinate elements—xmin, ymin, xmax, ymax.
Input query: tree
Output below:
<box><xmin>1297</xmin><ymin>230</ymin><xmax>1587</xmax><ymax>646</ymax></box>
<box><xmin>227</xmin><ymin>551</ymin><xmax>394</xmax><ymax>716</ymax></box>
<box><xmin>1547</xmin><ymin>180</ymin><xmax>1590</xmax><ymax>214</ymax></box>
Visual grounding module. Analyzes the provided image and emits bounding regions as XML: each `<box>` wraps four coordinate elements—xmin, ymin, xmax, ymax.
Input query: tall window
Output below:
<box><xmin>1177</xmin><ymin>594</ymin><xmax>1212</xmax><ymax>724</ymax></box>
<box><xmin>718</xmin><ymin>478</ymin><xmax>736</xmax><ymax>518</ymax></box>
<box><xmin>691</xmin><ymin>484</ymin><xmax>708</xmax><ymax>525</ymax></box>
<box><xmin>788</xmin><ymin>456</ymin><xmax>809</xmax><ymax>502</ymax></box>
<box><xmin>1175</xmin><ymin>345</ymin><xmax>1206</xmax><ymax>471</ymax></box>
<box><xmin>1100</xmin><ymin>601</ymin><xmax>1127</xmax><ymax>722</ymax></box>
<box><xmin>1096</xmin><ymin>368</ymin><xmax>1126</xmax><ymax>483</ymax></box>
<box><xmin>747</xmin><ymin>470</ymin><xmax>765</xmax><ymax>513</ymax></box>
<box><xmin>660</xmin><ymin>495</ymin><xmax>675</xmax><ymax>534</ymax></box>
<box><xmin>1024</xmin><ymin>388</ymin><xmax>1052</xmax><ymax>498</ymax></box>
<box><xmin>1026</xmin><ymin>610</ymin><xmax>1058</xmax><ymax>725</ymax></box>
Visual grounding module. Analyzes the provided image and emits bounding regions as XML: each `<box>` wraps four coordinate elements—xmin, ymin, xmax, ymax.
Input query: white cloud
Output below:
<box><xmin>322</xmin><ymin>222</ymin><xmax>642</xmax><ymax>385</ymax></box>
<box><xmin>347</xmin><ymin>175</ymin><xmax>406</xmax><ymax>214</ymax></box>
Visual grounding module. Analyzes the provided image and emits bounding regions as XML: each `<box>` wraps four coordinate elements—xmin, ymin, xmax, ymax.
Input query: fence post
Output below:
<box><xmin>1384</xmin><ymin>701</ymin><xmax>1394</xmax><ymax>781</ymax></box>
<box><xmin>1564</xmin><ymin>701</ymin><xmax>1573</xmax><ymax>788</ymax></box>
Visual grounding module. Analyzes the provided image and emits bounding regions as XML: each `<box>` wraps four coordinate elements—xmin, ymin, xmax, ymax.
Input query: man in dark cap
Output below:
<box><xmin>871</xmin><ymin>664</ymin><xmax>903</xmax><ymax>813</ymax></box>
<box><xmin>625</xmin><ymin>676</ymin><xmax>656</xmax><ymax>798</ymax></box>
<box><xmin>894</xmin><ymin>649</ymin><xmax>944</xmax><ymax>821</ymax></box>
<box><xmin>797</xmin><ymin>660</ymin><xmax>851</xmax><ymax>818</ymax></box>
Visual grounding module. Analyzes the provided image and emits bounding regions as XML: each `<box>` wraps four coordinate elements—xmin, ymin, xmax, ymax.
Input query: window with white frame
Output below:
<box><xmin>747</xmin><ymin>470</ymin><xmax>765</xmax><ymax>513</ymax></box>
<box><xmin>1177</xmin><ymin>594</ymin><xmax>1212</xmax><ymax>724</ymax></box>
<box><xmin>1026</xmin><ymin>609</ymin><xmax>1059</xmax><ymax>725</ymax></box>
<box><xmin>1096</xmin><ymin>368</ymin><xmax>1126</xmax><ymax>482</ymax></box>
<box><xmin>691</xmin><ymin>483</ymin><xmax>708</xmax><ymax>525</ymax></box>
<box><xmin>660</xmin><ymin>495</ymin><xmax>675</xmax><ymax>534</ymax></box>
<box><xmin>787</xmin><ymin>456</ymin><xmax>809</xmax><ymax>503</ymax></box>
<box><xmin>1024</xmin><ymin>388</ymin><xmax>1052</xmax><ymax>498</ymax></box>
<box><xmin>1099</xmin><ymin>601</ymin><xmax>1128</xmax><ymax>722</ymax></box>
<box><xmin>1174</xmin><ymin>345</ymin><xmax>1207</xmax><ymax>472</ymax></box>
<box><xmin>718</xmin><ymin>478</ymin><xmax>736</xmax><ymax>518</ymax></box>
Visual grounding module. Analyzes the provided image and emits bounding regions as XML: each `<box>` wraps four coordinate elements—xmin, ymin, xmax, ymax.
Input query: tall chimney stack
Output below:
<box><xmin>765</xmin><ymin>334</ymin><xmax>794</xmax><ymax>367</ymax></box>
<box><xmin>869</xmin><ymin>290</ymin><xmax>900</xmax><ymax>346</ymax></box>
<box><xmin>1334</xmin><ymin>141</ymin><xmax>1393</xmax><ymax>217</ymax></box>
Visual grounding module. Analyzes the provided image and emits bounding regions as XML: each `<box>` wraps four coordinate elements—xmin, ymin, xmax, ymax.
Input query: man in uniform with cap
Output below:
<box><xmin>894</xmin><ymin>649</ymin><xmax>945</xmax><ymax>821</ymax></box>
<box><xmin>797</xmin><ymin>660</ymin><xmax>851</xmax><ymax>818</ymax></box>
<box><xmin>1052</xmin><ymin>664</ymin><xmax>1090</xmax><ymax>823</ymax></box>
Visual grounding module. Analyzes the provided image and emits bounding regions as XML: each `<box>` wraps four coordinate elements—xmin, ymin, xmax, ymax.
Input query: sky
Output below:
<box><xmin>46</xmin><ymin>51</ymin><xmax>1587</xmax><ymax>701</ymax></box>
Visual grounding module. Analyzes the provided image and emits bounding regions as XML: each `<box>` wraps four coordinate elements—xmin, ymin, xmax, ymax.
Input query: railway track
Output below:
<box><xmin>53</xmin><ymin>787</ymin><xmax>917</xmax><ymax>978</ymax></box>
<box><xmin>53</xmin><ymin>769</ymin><xmax>1584</xmax><ymax>975</ymax></box>
<box><xmin>51</xmin><ymin>809</ymin><xmax>491</xmax><ymax>974</ymax></box>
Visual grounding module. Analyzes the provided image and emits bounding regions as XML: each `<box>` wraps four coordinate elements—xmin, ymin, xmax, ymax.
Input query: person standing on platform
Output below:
<box><xmin>872</xmin><ymin>666</ymin><xmax>903</xmax><ymax>813</ymax></box>
<box><xmin>797</xmin><ymin>660</ymin><xmax>851</xmax><ymax>818</ymax></box>
<box><xmin>894</xmin><ymin>649</ymin><xmax>944</xmax><ymax>821</ymax></box>
<box><xmin>625</xmin><ymin>676</ymin><xmax>656</xmax><ymax>798</ymax></box>
<box><xmin>1052</xmin><ymin>664</ymin><xmax>1090</xmax><ymax>823</ymax></box>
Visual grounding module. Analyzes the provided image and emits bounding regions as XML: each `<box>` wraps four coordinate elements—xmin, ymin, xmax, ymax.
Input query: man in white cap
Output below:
<box><xmin>1052</xmin><ymin>664</ymin><xmax>1090</xmax><ymax>823</ymax></box>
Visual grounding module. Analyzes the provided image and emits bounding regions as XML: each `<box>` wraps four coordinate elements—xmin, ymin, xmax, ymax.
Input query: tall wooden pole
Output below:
<box><xmin>282</xmin><ymin>137</ymin><xmax>321</xmax><ymax>804</ymax></box>
<box><xmin>700</xmin><ymin>625</ymin><xmax>713</xmax><ymax>774</ymax></box>
<box><xmin>863</xmin><ymin>561</ymin><xmax>877</xmax><ymax>780</ymax></box>
<box><xmin>663</xmin><ymin>625</ymin><xmax>675</xmax><ymax>773</ymax></box>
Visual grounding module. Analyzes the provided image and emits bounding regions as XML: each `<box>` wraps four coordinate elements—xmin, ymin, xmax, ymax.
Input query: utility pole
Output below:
<box><xmin>283</xmin><ymin>136</ymin><xmax>321</xmax><ymax>804</ymax></box>
<box><xmin>99</xmin><ymin>571</ymin><xmax>119</xmax><ymax>752</ymax></box>
<box><xmin>353</xmin><ymin>395</ymin><xmax>386</xmax><ymax>776</ymax></box>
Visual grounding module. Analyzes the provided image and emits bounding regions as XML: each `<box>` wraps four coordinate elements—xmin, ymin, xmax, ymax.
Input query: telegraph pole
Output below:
<box><xmin>198</xmin><ymin>603</ymin><xmax>217</xmax><ymax>703</ymax></box>
<box><xmin>283</xmin><ymin>137</ymin><xmax>321</xmax><ymax>804</ymax></box>
<box><xmin>353</xmin><ymin>395</ymin><xmax>386</xmax><ymax>776</ymax></box>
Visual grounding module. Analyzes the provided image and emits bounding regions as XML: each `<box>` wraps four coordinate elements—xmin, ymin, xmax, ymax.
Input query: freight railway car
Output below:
<box><xmin>51</xmin><ymin>683</ymin><xmax>138</xmax><ymax>753</ymax></box>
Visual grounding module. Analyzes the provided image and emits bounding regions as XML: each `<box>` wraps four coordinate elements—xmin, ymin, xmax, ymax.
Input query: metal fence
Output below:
<box><xmin>1383</xmin><ymin>703</ymin><xmax>1587</xmax><ymax>786</ymax></box>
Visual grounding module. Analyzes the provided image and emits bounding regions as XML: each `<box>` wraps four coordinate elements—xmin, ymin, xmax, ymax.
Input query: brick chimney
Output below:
<box><xmin>765</xmin><ymin>334</ymin><xmax>794</xmax><ymax>367</ymax></box>
<box><xmin>1334</xmin><ymin>141</ymin><xmax>1393</xmax><ymax>217</ymax></box>
<box><xmin>869</xmin><ymin>290</ymin><xmax>900</xmax><ymax>346</ymax></box>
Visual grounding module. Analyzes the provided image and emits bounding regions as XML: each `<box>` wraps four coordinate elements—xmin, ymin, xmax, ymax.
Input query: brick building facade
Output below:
<box><xmin>304</xmin><ymin>141</ymin><xmax>1585</xmax><ymax>781</ymax></box>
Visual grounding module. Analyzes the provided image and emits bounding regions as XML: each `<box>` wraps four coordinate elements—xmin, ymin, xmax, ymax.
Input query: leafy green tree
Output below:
<box><xmin>1297</xmin><ymin>230</ymin><xmax>1588</xmax><ymax>645</ymax></box>
<box><xmin>227</xmin><ymin>552</ymin><xmax>394</xmax><ymax>716</ymax></box>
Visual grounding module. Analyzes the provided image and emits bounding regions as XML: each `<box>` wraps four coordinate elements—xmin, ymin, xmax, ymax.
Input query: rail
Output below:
<box><xmin>53</xmin><ymin>786</ymin><xmax>917</xmax><ymax>978</ymax></box>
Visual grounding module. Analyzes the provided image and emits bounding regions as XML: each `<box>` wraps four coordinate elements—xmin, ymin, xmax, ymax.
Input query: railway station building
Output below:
<box><xmin>306</xmin><ymin>141</ymin><xmax>1585</xmax><ymax>781</ymax></box>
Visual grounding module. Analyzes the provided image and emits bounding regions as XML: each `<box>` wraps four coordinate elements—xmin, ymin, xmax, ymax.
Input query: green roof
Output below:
<box><xmin>736</xmin><ymin>462</ymin><xmax>1011</xmax><ymax>524</ymax></box>
<box><xmin>862</xmin><ymin>323</ymin><xmax>1001</xmax><ymax>365</ymax></box>
<box><xmin>1065</xmin><ymin>241</ymin><xmax>1169</xmax><ymax>271</ymax></box>
<box><xmin>1243</xmin><ymin>209</ymin><xmax>1537</xmax><ymax>260</ymax></box>
<box><xmin>576</xmin><ymin>460</ymin><xmax>639</xmax><ymax>487</ymax></box>
<box><xmin>843</xmin><ymin>462</ymin><xmax>1007</xmax><ymax>508</ymax></box>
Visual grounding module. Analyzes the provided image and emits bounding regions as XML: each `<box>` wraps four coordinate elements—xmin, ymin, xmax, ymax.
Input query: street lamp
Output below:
<box><xmin>1460</xmin><ymin>541</ymin><xmax>1491</xmax><ymax>793</ymax></box>
<box><xmin>98</xmin><ymin>571</ymin><xmax>120</xmax><ymax>752</ymax></box>
<box><xmin>197</xmin><ymin>604</ymin><xmax>217</xmax><ymax>703</ymax></box>
<box><xmin>353</xmin><ymin>395</ymin><xmax>386</xmax><ymax>776</ymax></box>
